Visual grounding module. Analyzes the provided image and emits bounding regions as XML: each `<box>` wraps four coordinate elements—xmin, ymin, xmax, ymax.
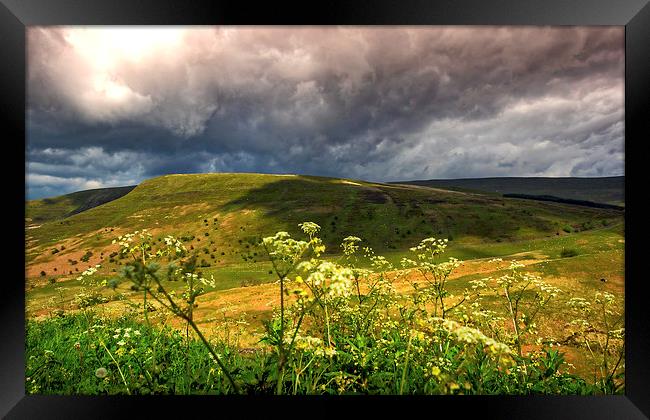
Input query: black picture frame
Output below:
<box><xmin>2</xmin><ymin>0</ymin><xmax>648</xmax><ymax>418</ymax></box>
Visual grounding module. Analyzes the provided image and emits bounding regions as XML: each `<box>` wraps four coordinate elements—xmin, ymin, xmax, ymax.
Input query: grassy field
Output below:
<box><xmin>24</xmin><ymin>173</ymin><xmax>625</xmax><ymax>394</ymax></box>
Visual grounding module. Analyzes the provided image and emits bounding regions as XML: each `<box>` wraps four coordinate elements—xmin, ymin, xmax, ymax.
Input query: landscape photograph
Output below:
<box><xmin>25</xmin><ymin>26</ymin><xmax>625</xmax><ymax>395</ymax></box>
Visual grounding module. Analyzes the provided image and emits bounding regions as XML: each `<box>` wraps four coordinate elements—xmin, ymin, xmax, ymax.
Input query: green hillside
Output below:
<box><xmin>26</xmin><ymin>173</ymin><xmax>622</xmax><ymax>279</ymax></box>
<box><xmin>394</xmin><ymin>176</ymin><xmax>625</xmax><ymax>207</ymax></box>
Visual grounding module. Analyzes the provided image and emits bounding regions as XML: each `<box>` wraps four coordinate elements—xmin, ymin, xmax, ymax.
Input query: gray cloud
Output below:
<box><xmin>26</xmin><ymin>26</ymin><xmax>624</xmax><ymax>199</ymax></box>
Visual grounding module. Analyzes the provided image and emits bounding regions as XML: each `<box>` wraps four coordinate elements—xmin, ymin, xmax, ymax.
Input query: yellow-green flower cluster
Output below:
<box><xmin>437</xmin><ymin>317</ymin><xmax>512</xmax><ymax>356</ymax></box>
<box><xmin>299</xmin><ymin>222</ymin><xmax>321</xmax><ymax>237</ymax></box>
<box><xmin>341</xmin><ymin>236</ymin><xmax>362</xmax><ymax>256</ymax></box>
<box><xmin>566</xmin><ymin>297</ymin><xmax>592</xmax><ymax>311</ymax></box>
<box><xmin>112</xmin><ymin>327</ymin><xmax>141</xmax><ymax>348</ymax></box>
<box><xmin>531</xmin><ymin>278</ymin><xmax>562</xmax><ymax>299</ymax></box>
<box><xmin>369</xmin><ymin>255</ymin><xmax>393</xmax><ymax>271</ymax></box>
<box><xmin>595</xmin><ymin>291</ymin><xmax>616</xmax><ymax>306</ymax></box>
<box><xmin>300</xmin><ymin>261</ymin><xmax>355</xmax><ymax>299</ymax></box>
<box><xmin>112</xmin><ymin>229</ymin><xmax>171</xmax><ymax>265</ymax></box>
<box><xmin>184</xmin><ymin>272</ymin><xmax>217</xmax><ymax>288</ymax></box>
<box><xmin>409</xmin><ymin>237</ymin><xmax>449</xmax><ymax>255</ymax></box>
<box><xmin>469</xmin><ymin>278</ymin><xmax>489</xmax><ymax>290</ymax></box>
<box><xmin>402</xmin><ymin>237</ymin><xmax>460</xmax><ymax>278</ymax></box>
<box><xmin>163</xmin><ymin>235</ymin><xmax>187</xmax><ymax>256</ymax></box>
<box><xmin>112</xmin><ymin>232</ymin><xmax>136</xmax><ymax>249</ymax></box>
<box><xmin>262</xmin><ymin>232</ymin><xmax>310</xmax><ymax>266</ymax></box>
<box><xmin>76</xmin><ymin>264</ymin><xmax>101</xmax><ymax>283</ymax></box>
<box><xmin>291</xmin><ymin>334</ymin><xmax>335</xmax><ymax>356</ymax></box>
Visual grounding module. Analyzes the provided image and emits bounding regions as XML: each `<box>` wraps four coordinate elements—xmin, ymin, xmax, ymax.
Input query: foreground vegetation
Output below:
<box><xmin>26</xmin><ymin>223</ymin><xmax>624</xmax><ymax>395</ymax></box>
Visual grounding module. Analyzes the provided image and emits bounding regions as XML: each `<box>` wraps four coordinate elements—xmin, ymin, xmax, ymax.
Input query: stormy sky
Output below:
<box><xmin>26</xmin><ymin>26</ymin><xmax>624</xmax><ymax>199</ymax></box>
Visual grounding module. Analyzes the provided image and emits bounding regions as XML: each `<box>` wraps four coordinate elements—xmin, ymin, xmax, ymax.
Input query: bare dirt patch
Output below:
<box><xmin>26</xmin><ymin>242</ymin><xmax>121</xmax><ymax>282</ymax></box>
<box><xmin>217</xmin><ymin>211</ymin><xmax>255</xmax><ymax>233</ymax></box>
<box><xmin>294</xmin><ymin>205</ymin><xmax>340</xmax><ymax>213</ymax></box>
<box><xmin>173</xmin><ymin>203</ymin><xmax>211</xmax><ymax>216</ymax></box>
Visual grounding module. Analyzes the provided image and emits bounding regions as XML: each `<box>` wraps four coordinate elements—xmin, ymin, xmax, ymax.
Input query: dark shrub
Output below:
<box><xmin>560</xmin><ymin>248</ymin><xmax>579</xmax><ymax>258</ymax></box>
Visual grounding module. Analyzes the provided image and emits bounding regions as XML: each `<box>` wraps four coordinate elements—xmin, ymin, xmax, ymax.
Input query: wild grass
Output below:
<box><xmin>26</xmin><ymin>222</ymin><xmax>624</xmax><ymax>395</ymax></box>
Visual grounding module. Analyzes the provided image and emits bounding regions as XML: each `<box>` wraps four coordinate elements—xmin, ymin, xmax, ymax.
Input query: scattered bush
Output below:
<box><xmin>560</xmin><ymin>248</ymin><xmax>579</xmax><ymax>258</ymax></box>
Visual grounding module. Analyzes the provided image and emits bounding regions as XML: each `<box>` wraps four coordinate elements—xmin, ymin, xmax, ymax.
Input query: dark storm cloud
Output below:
<box><xmin>26</xmin><ymin>26</ymin><xmax>624</xmax><ymax>199</ymax></box>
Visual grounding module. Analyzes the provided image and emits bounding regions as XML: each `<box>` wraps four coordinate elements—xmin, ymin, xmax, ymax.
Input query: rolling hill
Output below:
<box><xmin>393</xmin><ymin>176</ymin><xmax>625</xmax><ymax>207</ymax></box>
<box><xmin>25</xmin><ymin>173</ymin><xmax>623</xmax><ymax>286</ymax></box>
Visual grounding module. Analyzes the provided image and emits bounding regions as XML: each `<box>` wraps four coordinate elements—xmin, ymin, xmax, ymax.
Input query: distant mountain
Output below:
<box><xmin>393</xmin><ymin>177</ymin><xmax>624</xmax><ymax>207</ymax></box>
<box><xmin>26</xmin><ymin>185</ymin><xmax>137</xmax><ymax>224</ymax></box>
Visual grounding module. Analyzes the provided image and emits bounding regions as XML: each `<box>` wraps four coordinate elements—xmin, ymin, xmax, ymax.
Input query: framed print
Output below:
<box><xmin>2</xmin><ymin>0</ymin><xmax>649</xmax><ymax>418</ymax></box>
